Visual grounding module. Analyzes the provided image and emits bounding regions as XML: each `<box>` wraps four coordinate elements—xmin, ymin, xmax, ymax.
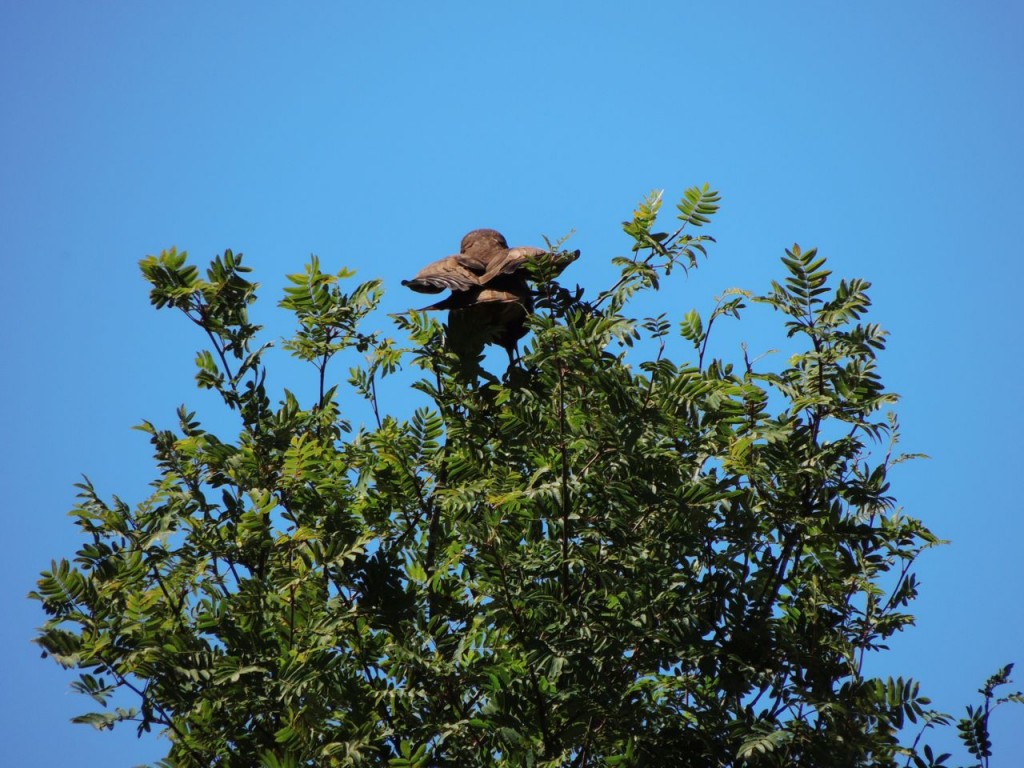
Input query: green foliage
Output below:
<box><xmin>32</xmin><ymin>187</ymin><xmax>1019</xmax><ymax>766</ymax></box>
<box><xmin>951</xmin><ymin>665</ymin><xmax>1023</xmax><ymax>768</ymax></box>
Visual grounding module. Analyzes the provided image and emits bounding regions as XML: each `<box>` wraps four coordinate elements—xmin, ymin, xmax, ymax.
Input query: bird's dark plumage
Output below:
<box><xmin>402</xmin><ymin>228</ymin><xmax>575</xmax><ymax>364</ymax></box>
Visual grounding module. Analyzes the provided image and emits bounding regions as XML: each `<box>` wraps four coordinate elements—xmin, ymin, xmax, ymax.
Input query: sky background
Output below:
<box><xmin>2</xmin><ymin>2</ymin><xmax>1022</xmax><ymax>765</ymax></box>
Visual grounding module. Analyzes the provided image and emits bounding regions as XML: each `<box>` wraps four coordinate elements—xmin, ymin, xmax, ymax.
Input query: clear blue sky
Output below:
<box><xmin>2</xmin><ymin>3</ymin><xmax>1021</xmax><ymax>765</ymax></box>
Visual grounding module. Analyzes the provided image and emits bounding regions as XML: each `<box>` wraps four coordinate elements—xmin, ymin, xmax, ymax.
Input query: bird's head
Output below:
<box><xmin>460</xmin><ymin>228</ymin><xmax>509</xmax><ymax>254</ymax></box>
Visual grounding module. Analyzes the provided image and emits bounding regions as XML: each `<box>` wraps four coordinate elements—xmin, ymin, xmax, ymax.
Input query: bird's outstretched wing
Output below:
<box><xmin>401</xmin><ymin>256</ymin><xmax>480</xmax><ymax>294</ymax></box>
<box><xmin>478</xmin><ymin>247</ymin><xmax>581</xmax><ymax>284</ymax></box>
<box><xmin>474</xmin><ymin>246</ymin><xmax>545</xmax><ymax>283</ymax></box>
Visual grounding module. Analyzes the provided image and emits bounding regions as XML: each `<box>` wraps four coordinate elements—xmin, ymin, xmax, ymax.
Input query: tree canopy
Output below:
<box><xmin>33</xmin><ymin>186</ymin><xmax>1020</xmax><ymax>767</ymax></box>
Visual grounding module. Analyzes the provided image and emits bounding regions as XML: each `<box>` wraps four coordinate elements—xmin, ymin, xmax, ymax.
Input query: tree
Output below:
<box><xmin>32</xmin><ymin>186</ymin><xmax>1020</xmax><ymax>767</ymax></box>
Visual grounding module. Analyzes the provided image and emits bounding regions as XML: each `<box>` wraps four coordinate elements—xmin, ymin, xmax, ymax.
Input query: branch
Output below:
<box><xmin>558</xmin><ymin>360</ymin><xmax>571</xmax><ymax>601</ymax></box>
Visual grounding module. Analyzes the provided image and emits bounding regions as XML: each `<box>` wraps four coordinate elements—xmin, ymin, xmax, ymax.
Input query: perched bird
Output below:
<box><xmin>402</xmin><ymin>229</ymin><xmax>545</xmax><ymax>293</ymax></box>
<box><xmin>402</xmin><ymin>228</ymin><xmax>572</xmax><ymax>364</ymax></box>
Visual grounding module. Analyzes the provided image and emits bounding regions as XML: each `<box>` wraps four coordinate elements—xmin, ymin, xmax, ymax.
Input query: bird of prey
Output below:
<box><xmin>402</xmin><ymin>228</ymin><xmax>574</xmax><ymax>364</ymax></box>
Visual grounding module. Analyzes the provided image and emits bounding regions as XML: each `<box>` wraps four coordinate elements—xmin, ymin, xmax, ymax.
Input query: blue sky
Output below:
<box><xmin>2</xmin><ymin>3</ymin><xmax>1021</xmax><ymax>765</ymax></box>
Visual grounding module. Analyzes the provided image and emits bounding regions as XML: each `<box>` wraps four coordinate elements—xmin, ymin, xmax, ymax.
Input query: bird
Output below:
<box><xmin>402</xmin><ymin>228</ymin><xmax>573</xmax><ymax>364</ymax></box>
<box><xmin>402</xmin><ymin>229</ymin><xmax>546</xmax><ymax>294</ymax></box>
